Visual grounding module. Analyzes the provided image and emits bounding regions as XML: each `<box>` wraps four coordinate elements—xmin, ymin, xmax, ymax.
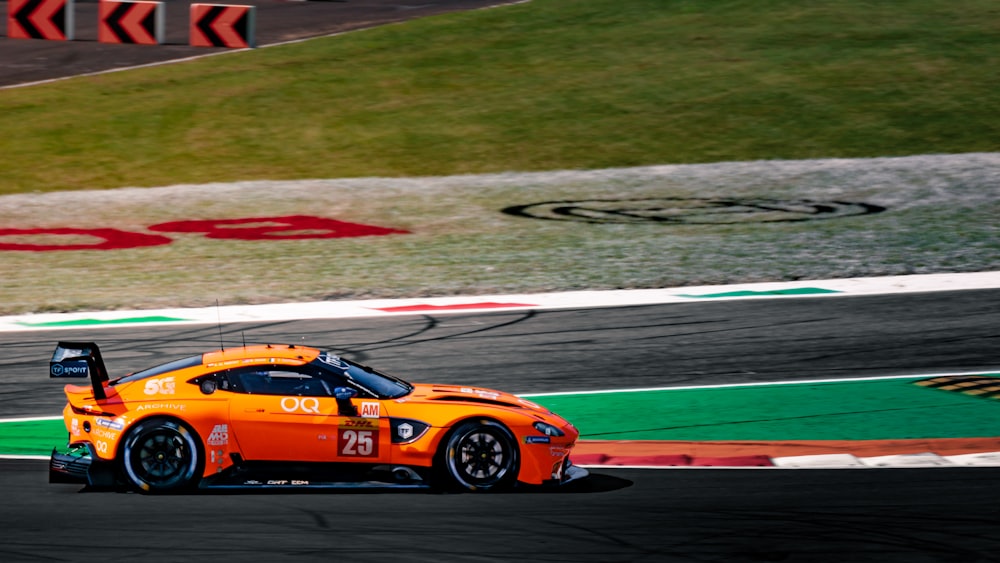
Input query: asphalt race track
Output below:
<box><xmin>2</xmin><ymin>290</ymin><xmax>1000</xmax><ymax>561</ymax></box>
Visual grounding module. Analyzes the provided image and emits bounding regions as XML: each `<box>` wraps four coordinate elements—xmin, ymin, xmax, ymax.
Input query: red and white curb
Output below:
<box><xmin>2</xmin><ymin>271</ymin><xmax>998</xmax><ymax>332</ymax></box>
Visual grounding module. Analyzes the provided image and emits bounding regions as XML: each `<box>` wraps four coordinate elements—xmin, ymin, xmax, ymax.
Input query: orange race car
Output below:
<box><xmin>49</xmin><ymin>341</ymin><xmax>586</xmax><ymax>493</ymax></box>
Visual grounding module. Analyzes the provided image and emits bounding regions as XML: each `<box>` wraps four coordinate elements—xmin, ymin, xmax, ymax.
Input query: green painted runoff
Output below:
<box><xmin>533</xmin><ymin>376</ymin><xmax>1000</xmax><ymax>441</ymax></box>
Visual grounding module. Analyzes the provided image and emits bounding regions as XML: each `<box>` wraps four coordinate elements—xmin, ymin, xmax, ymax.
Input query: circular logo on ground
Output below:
<box><xmin>501</xmin><ymin>198</ymin><xmax>886</xmax><ymax>224</ymax></box>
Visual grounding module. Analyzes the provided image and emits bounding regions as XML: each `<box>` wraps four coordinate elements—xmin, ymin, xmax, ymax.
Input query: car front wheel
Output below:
<box><xmin>120</xmin><ymin>418</ymin><xmax>202</xmax><ymax>493</ymax></box>
<box><xmin>441</xmin><ymin>420</ymin><xmax>519</xmax><ymax>492</ymax></box>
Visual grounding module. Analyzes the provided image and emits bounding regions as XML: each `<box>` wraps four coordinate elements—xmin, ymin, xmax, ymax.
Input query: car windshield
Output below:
<box><xmin>312</xmin><ymin>352</ymin><xmax>413</xmax><ymax>399</ymax></box>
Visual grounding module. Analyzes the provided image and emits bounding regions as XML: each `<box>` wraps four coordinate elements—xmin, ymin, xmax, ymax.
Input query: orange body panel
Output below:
<box><xmin>60</xmin><ymin>344</ymin><xmax>579</xmax><ymax>487</ymax></box>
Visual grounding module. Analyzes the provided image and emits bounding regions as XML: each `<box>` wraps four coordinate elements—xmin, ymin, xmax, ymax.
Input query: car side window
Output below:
<box><xmin>228</xmin><ymin>366</ymin><xmax>334</xmax><ymax>397</ymax></box>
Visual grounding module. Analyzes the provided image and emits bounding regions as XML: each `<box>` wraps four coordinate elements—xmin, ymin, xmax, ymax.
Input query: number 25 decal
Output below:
<box><xmin>340</xmin><ymin>429</ymin><xmax>378</xmax><ymax>457</ymax></box>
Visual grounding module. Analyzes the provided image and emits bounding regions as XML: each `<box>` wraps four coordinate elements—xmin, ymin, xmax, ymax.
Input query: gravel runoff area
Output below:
<box><xmin>0</xmin><ymin>152</ymin><xmax>997</xmax><ymax>314</ymax></box>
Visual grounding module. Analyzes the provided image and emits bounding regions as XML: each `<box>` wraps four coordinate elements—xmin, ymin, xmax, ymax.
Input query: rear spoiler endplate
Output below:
<box><xmin>50</xmin><ymin>341</ymin><xmax>110</xmax><ymax>401</ymax></box>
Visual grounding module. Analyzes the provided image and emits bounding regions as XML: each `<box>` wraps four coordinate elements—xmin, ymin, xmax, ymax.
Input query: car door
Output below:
<box><xmin>225</xmin><ymin>365</ymin><xmax>390</xmax><ymax>463</ymax></box>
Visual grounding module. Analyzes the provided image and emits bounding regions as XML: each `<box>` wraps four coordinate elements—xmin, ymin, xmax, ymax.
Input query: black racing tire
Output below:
<box><xmin>120</xmin><ymin>418</ymin><xmax>202</xmax><ymax>494</ymax></box>
<box><xmin>439</xmin><ymin>420</ymin><xmax>519</xmax><ymax>492</ymax></box>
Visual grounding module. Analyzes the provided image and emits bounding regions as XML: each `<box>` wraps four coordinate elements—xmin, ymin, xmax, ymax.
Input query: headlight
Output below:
<box><xmin>533</xmin><ymin>421</ymin><xmax>564</xmax><ymax>437</ymax></box>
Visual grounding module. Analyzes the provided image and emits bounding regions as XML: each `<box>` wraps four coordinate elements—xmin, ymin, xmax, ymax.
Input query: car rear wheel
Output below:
<box><xmin>441</xmin><ymin>420</ymin><xmax>518</xmax><ymax>492</ymax></box>
<box><xmin>120</xmin><ymin>418</ymin><xmax>201</xmax><ymax>493</ymax></box>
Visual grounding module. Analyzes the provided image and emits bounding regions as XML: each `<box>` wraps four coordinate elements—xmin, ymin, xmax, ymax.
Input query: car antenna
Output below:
<box><xmin>216</xmin><ymin>299</ymin><xmax>225</xmax><ymax>352</ymax></box>
<box><xmin>242</xmin><ymin>331</ymin><xmax>247</xmax><ymax>350</ymax></box>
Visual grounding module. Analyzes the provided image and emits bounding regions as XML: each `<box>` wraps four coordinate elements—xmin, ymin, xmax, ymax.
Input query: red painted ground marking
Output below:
<box><xmin>148</xmin><ymin>215</ymin><xmax>409</xmax><ymax>240</ymax></box>
<box><xmin>0</xmin><ymin>216</ymin><xmax>408</xmax><ymax>251</ymax></box>
<box><xmin>0</xmin><ymin>228</ymin><xmax>171</xmax><ymax>251</ymax></box>
<box><xmin>373</xmin><ymin>302</ymin><xmax>538</xmax><ymax>313</ymax></box>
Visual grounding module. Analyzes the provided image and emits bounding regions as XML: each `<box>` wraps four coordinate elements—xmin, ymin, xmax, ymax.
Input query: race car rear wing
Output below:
<box><xmin>50</xmin><ymin>342</ymin><xmax>110</xmax><ymax>401</ymax></box>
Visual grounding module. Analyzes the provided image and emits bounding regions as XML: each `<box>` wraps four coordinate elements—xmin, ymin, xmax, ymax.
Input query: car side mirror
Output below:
<box><xmin>333</xmin><ymin>386</ymin><xmax>358</xmax><ymax>416</ymax></box>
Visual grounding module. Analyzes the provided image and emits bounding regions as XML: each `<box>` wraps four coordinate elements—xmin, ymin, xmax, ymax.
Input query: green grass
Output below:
<box><xmin>1</xmin><ymin>0</ymin><xmax>998</xmax><ymax>194</ymax></box>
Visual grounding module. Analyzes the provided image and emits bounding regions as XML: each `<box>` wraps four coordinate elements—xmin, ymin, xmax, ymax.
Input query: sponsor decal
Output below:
<box><xmin>135</xmin><ymin>403</ymin><xmax>185</xmax><ymax>411</ymax></box>
<box><xmin>95</xmin><ymin>441</ymin><xmax>110</xmax><ymax>454</ymax></box>
<box><xmin>143</xmin><ymin>376</ymin><xmax>176</xmax><ymax>396</ymax></box>
<box><xmin>390</xmin><ymin>419</ymin><xmax>429</xmax><ymax>444</ymax></box>
<box><xmin>524</xmin><ymin>436</ymin><xmax>551</xmax><ymax>444</ymax></box>
<box><xmin>280</xmin><ymin>397</ymin><xmax>321</xmax><ymax>414</ymax></box>
<box><xmin>71</xmin><ymin>418</ymin><xmax>80</xmax><ymax>436</ymax></box>
<box><xmin>244</xmin><ymin>480</ymin><xmax>263</xmax><ymax>485</ymax></box>
<box><xmin>502</xmin><ymin>198</ymin><xmax>886</xmax><ymax>225</ymax></box>
<box><xmin>50</xmin><ymin>361</ymin><xmax>89</xmax><ymax>377</ymax></box>
<box><xmin>207</xmin><ymin>424</ymin><xmax>229</xmax><ymax>446</ymax></box>
<box><xmin>518</xmin><ymin>398</ymin><xmax>542</xmax><ymax>410</ymax></box>
<box><xmin>317</xmin><ymin>352</ymin><xmax>349</xmax><ymax>371</ymax></box>
<box><xmin>460</xmin><ymin>387</ymin><xmax>500</xmax><ymax>400</ymax></box>
<box><xmin>359</xmin><ymin>401</ymin><xmax>380</xmax><ymax>418</ymax></box>
<box><xmin>94</xmin><ymin>429</ymin><xmax>119</xmax><ymax>440</ymax></box>
<box><xmin>95</xmin><ymin>417</ymin><xmax>125</xmax><ymax>431</ymax></box>
<box><xmin>340</xmin><ymin>418</ymin><xmax>377</xmax><ymax>430</ymax></box>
